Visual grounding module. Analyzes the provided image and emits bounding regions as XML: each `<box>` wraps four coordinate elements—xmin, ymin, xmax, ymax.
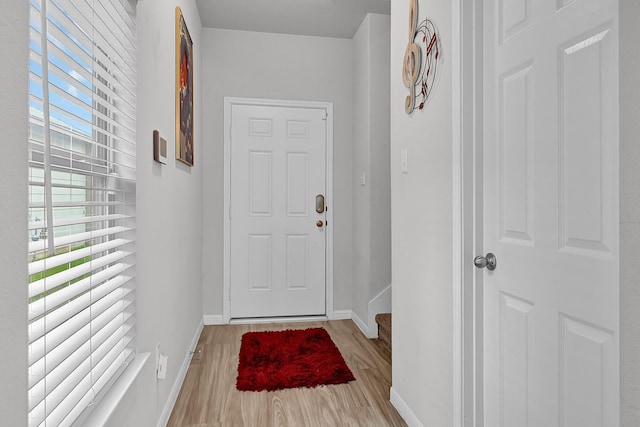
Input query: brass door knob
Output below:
<box><xmin>316</xmin><ymin>220</ymin><xmax>324</xmax><ymax>228</ymax></box>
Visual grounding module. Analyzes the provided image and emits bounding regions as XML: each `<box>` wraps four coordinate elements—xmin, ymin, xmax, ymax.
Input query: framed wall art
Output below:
<box><xmin>176</xmin><ymin>6</ymin><xmax>194</xmax><ymax>166</ymax></box>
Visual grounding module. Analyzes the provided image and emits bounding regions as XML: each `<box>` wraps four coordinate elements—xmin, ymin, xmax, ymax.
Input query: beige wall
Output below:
<box><xmin>352</xmin><ymin>14</ymin><xmax>392</xmax><ymax>334</ymax></box>
<box><xmin>107</xmin><ymin>0</ymin><xmax>204</xmax><ymax>424</ymax></box>
<box><xmin>390</xmin><ymin>0</ymin><xmax>454</xmax><ymax>424</ymax></box>
<box><xmin>620</xmin><ymin>0</ymin><xmax>640</xmax><ymax>424</ymax></box>
<box><xmin>200</xmin><ymin>28</ymin><xmax>355</xmax><ymax>316</ymax></box>
<box><xmin>0</xmin><ymin>0</ymin><xmax>29</xmax><ymax>425</ymax></box>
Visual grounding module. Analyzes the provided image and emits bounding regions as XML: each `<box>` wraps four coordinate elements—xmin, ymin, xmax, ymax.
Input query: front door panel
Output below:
<box><xmin>230</xmin><ymin>104</ymin><xmax>327</xmax><ymax>318</ymax></box>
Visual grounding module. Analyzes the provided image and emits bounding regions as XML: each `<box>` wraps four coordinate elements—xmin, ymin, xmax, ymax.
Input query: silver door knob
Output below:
<box><xmin>474</xmin><ymin>253</ymin><xmax>497</xmax><ymax>271</ymax></box>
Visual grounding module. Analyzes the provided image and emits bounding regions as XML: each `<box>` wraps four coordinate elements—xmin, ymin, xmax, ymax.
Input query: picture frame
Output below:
<box><xmin>176</xmin><ymin>6</ymin><xmax>194</xmax><ymax>166</ymax></box>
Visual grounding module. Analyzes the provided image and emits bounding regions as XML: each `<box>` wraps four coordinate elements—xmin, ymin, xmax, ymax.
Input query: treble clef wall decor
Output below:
<box><xmin>402</xmin><ymin>0</ymin><xmax>441</xmax><ymax>114</ymax></box>
<box><xmin>402</xmin><ymin>0</ymin><xmax>421</xmax><ymax>113</ymax></box>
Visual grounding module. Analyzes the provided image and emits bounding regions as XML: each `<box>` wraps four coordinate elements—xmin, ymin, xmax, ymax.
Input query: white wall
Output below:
<box><xmin>201</xmin><ymin>28</ymin><xmax>355</xmax><ymax>316</ymax></box>
<box><xmin>353</xmin><ymin>14</ymin><xmax>372</xmax><ymax>325</ymax></box>
<box><xmin>106</xmin><ymin>0</ymin><xmax>204</xmax><ymax>425</ymax></box>
<box><xmin>368</xmin><ymin>15</ymin><xmax>392</xmax><ymax>307</ymax></box>
<box><xmin>0</xmin><ymin>1</ymin><xmax>29</xmax><ymax>425</ymax></box>
<box><xmin>620</xmin><ymin>0</ymin><xmax>640</xmax><ymax>424</ymax></box>
<box><xmin>390</xmin><ymin>0</ymin><xmax>454</xmax><ymax>425</ymax></box>
<box><xmin>352</xmin><ymin>14</ymin><xmax>392</xmax><ymax>332</ymax></box>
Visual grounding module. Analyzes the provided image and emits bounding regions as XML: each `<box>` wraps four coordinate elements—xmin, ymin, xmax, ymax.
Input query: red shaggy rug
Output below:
<box><xmin>236</xmin><ymin>327</ymin><xmax>355</xmax><ymax>392</ymax></box>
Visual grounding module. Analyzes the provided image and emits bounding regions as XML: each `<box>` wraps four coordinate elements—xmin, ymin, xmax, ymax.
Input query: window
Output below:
<box><xmin>27</xmin><ymin>0</ymin><xmax>137</xmax><ymax>425</ymax></box>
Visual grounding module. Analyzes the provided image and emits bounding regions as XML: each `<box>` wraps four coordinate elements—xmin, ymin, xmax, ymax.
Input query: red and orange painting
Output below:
<box><xmin>176</xmin><ymin>7</ymin><xmax>193</xmax><ymax>166</ymax></box>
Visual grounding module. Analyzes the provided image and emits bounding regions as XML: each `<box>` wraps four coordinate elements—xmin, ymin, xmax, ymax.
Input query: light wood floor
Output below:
<box><xmin>167</xmin><ymin>319</ymin><xmax>407</xmax><ymax>427</ymax></box>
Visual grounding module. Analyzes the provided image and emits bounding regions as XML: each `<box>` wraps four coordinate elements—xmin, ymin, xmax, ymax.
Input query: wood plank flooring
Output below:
<box><xmin>167</xmin><ymin>320</ymin><xmax>407</xmax><ymax>427</ymax></box>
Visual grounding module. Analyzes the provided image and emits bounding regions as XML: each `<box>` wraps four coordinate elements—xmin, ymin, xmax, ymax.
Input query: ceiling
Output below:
<box><xmin>195</xmin><ymin>0</ymin><xmax>391</xmax><ymax>39</ymax></box>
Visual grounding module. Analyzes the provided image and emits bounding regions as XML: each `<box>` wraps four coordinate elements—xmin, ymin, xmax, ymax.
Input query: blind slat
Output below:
<box><xmin>28</xmin><ymin>238</ymin><xmax>130</xmax><ymax>275</ymax></box>
<box><xmin>28</xmin><ymin>292</ymin><xmax>134</xmax><ymax>367</ymax></box>
<box><xmin>29</xmin><ymin>264</ymin><xmax>131</xmax><ymax>342</ymax></box>
<box><xmin>62</xmin><ymin>342</ymin><xmax>134</xmax><ymax>426</ymax></box>
<box><xmin>29</xmin><ymin>139</ymin><xmax>137</xmax><ymax>175</ymax></box>
<box><xmin>41</xmin><ymin>334</ymin><xmax>131</xmax><ymax>427</ymax></box>
<box><xmin>29</xmin><ymin>263</ymin><xmax>133</xmax><ymax>321</ymax></box>
<box><xmin>29</xmin><ymin>312</ymin><xmax>132</xmax><ymax>412</ymax></box>
<box><xmin>28</xmin><ymin>213</ymin><xmax>130</xmax><ymax>230</ymax></box>
<box><xmin>28</xmin><ymin>249</ymin><xmax>131</xmax><ymax>300</ymax></box>
<box><xmin>28</xmin><ymin>309</ymin><xmax>133</xmax><ymax>388</ymax></box>
<box><xmin>28</xmin><ymin>225</ymin><xmax>130</xmax><ymax>254</ymax></box>
<box><xmin>28</xmin><ymin>299</ymin><xmax>133</xmax><ymax>388</ymax></box>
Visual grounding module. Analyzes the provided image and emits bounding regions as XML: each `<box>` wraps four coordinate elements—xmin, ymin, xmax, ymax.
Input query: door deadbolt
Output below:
<box><xmin>474</xmin><ymin>253</ymin><xmax>497</xmax><ymax>271</ymax></box>
<box><xmin>315</xmin><ymin>194</ymin><xmax>325</xmax><ymax>214</ymax></box>
<box><xmin>316</xmin><ymin>220</ymin><xmax>324</xmax><ymax>228</ymax></box>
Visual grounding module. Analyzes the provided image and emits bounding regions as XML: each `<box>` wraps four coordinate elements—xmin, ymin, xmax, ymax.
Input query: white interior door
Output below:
<box><xmin>229</xmin><ymin>103</ymin><xmax>327</xmax><ymax>319</ymax></box>
<box><xmin>481</xmin><ymin>0</ymin><xmax>619</xmax><ymax>425</ymax></box>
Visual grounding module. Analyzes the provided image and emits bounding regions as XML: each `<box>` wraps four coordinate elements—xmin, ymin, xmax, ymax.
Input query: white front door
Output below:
<box><xmin>481</xmin><ymin>0</ymin><xmax>619</xmax><ymax>425</ymax></box>
<box><xmin>229</xmin><ymin>102</ymin><xmax>328</xmax><ymax>319</ymax></box>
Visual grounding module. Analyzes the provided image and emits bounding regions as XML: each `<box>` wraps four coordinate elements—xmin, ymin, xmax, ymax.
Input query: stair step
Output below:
<box><xmin>375</xmin><ymin>313</ymin><xmax>391</xmax><ymax>350</ymax></box>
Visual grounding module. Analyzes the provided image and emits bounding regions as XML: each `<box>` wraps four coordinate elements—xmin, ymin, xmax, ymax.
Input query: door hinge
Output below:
<box><xmin>228</xmin><ymin>206</ymin><xmax>231</xmax><ymax>220</ymax></box>
<box><xmin>322</xmin><ymin>111</ymin><xmax>328</xmax><ymax>120</ymax></box>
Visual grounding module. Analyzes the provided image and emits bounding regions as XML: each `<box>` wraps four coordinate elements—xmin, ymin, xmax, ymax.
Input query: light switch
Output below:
<box><xmin>155</xmin><ymin>342</ymin><xmax>160</xmax><ymax>372</ymax></box>
<box><xmin>401</xmin><ymin>149</ymin><xmax>408</xmax><ymax>173</ymax></box>
<box><xmin>157</xmin><ymin>354</ymin><xmax>168</xmax><ymax>380</ymax></box>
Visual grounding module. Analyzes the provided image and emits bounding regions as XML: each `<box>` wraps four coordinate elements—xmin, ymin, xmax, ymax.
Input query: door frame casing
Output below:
<box><xmin>222</xmin><ymin>97</ymin><xmax>335</xmax><ymax>323</ymax></box>
<box><xmin>452</xmin><ymin>0</ymin><xmax>483</xmax><ymax>426</ymax></box>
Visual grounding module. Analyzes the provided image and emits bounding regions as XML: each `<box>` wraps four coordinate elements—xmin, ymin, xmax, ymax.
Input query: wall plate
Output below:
<box><xmin>153</xmin><ymin>130</ymin><xmax>167</xmax><ymax>164</ymax></box>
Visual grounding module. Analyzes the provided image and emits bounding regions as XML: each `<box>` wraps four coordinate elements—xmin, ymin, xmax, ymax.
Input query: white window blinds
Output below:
<box><xmin>27</xmin><ymin>0</ymin><xmax>137</xmax><ymax>425</ymax></box>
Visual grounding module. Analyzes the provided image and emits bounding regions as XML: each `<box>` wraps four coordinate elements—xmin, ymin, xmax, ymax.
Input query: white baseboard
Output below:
<box><xmin>157</xmin><ymin>318</ymin><xmax>204</xmax><ymax>427</ymax></box>
<box><xmin>367</xmin><ymin>284</ymin><xmax>392</xmax><ymax>339</ymax></box>
<box><xmin>229</xmin><ymin>316</ymin><xmax>327</xmax><ymax>325</ymax></box>
<box><xmin>332</xmin><ymin>309</ymin><xmax>352</xmax><ymax>320</ymax></box>
<box><xmin>331</xmin><ymin>310</ymin><xmax>370</xmax><ymax>338</ymax></box>
<box><xmin>203</xmin><ymin>314</ymin><xmax>225</xmax><ymax>325</ymax></box>
<box><xmin>390</xmin><ymin>387</ymin><xmax>424</xmax><ymax>427</ymax></box>
<box><xmin>350</xmin><ymin>310</ymin><xmax>369</xmax><ymax>337</ymax></box>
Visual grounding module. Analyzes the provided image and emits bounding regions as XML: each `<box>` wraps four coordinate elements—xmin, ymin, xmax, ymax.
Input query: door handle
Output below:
<box><xmin>474</xmin><ymin>253</ymin><xmax>497</xmax><ymax>271</ymax></box>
